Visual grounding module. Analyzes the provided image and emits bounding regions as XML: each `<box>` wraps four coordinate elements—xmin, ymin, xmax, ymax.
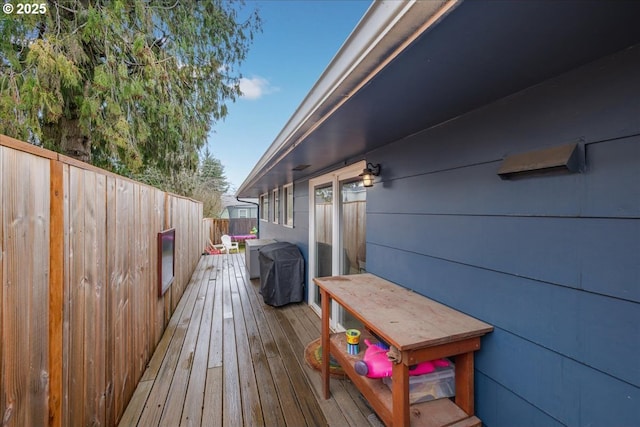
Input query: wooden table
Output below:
<box><xmin>314</xmin><ymin>274</ymin><xmax>493</xmax><ymax>427</ymax></box>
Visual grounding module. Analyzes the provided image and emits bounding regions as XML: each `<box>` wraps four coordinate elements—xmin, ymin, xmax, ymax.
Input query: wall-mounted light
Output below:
<box><xmin>497</xmin><ymin>142</ymin><xmax>582</xmax><ymax>179</ymax></box>
<box><xmin>359</xmin><ymin>162</ymin><xmax>381</xmax><ymax>187</ymax></box>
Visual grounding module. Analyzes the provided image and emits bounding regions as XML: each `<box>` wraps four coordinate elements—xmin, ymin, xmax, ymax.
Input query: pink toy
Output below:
<box><xmin>354</xmin><ymin>339</ymin><xmax>450</xmax><ymax>378</ymax></box>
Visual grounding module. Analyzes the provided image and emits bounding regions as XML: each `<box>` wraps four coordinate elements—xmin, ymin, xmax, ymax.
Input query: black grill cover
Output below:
<box><xmin>259</xmin><ymin>242</ymin><xmax>304</xmax><ymax>307</ymax></box>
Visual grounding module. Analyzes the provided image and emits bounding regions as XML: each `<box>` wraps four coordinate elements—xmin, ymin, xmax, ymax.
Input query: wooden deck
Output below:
<box><xmin>119</xmin><ymin>252</ymin><xmax>377</xmax><ymax>427</ymax></box>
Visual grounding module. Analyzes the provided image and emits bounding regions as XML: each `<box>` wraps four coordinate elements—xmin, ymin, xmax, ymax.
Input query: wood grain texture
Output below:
<box><xmin>181</xmin><ymin>257</ymin><xmax>215</xmax><ymax>427</ymax></box>
<box><xmin>328</xmin><ymin>332</ymin><xmax>475</xmax><ymax>427</ymax></box>
<box><xmin>122</xmin><ymin>253</ymin><xmax>376</xmax><ymax>426</ymax></box>
<box><xmin>234</xmin><ymin>260</ymin><xmax>287</xmax><ymax>427</ymax></box>
<box><xmin>84</xmin><ymin>170</ymin><xmax>108</xmax><ymax>426</ymax></box>
<box><xmin>48</xmin><ymin>159</ymin><xmax>64</xmax><ymax>427</ymax></box>
<box><xmin>222</xmin><ymin>260</ymin><xmax>242</xmax><ymax>426</ymax></box>
<box><xmin>68</xmin><ymin>167</ymin><xmax>86</xmax><ymax>425</ymax></box>
<box><xmin>0</xmin><ymin>148</ymin><xmax>4</xmax><ymax>425</ymax></box>
<box><xmin>0</xmin><ymin>134</ymin><xmax>57</xmax><ymax>160</ymax></box>
<box><xmin>315</xmin><ymin>274</ymin><xmax>493</xmax><ymax>351</ymax></box>
<box><xmin>61</xmin><ymin>165</ymin><xmax>71</xmax><ymax>427</ymax></box>
<box><xmin>289</xmin><ymin>303</ymin><xmax>369</xmax><ymax>427</ymax></box>
<box><xmin>137</xmin><ymin>260</ymin><xmax>205</xmax><ymax>426</ymax></box>
<box><xmin>104</xmin><ymin>175</ymin><xmax>117</xmax><ymax>427</ymax></box>
<box><xmin>454</xmin><ymin>352</ymin><xmax>474</xmax><ymax>415</ymax></box>
<box><xmin>319</xmin><ymin>275</ymin><xmax>488</xmax><ymax>427</ymax></box>
<box><xmin>159</xmin><ymin>264</ymin><xmax>207</xmax><ymax>426</ymax></box>
<box><xmin>229</xmin><ymin>260</ymin><xmax>264</xmax><ymax>427</ymax></box>
<box><xmin>0</xmin><ymin>135</ymin><xmax>204</xmax><ymax>426</ymax></box>
<box><xmin>1</xmin><ymin>149</ymin><xmax>50</xmax><ymax>426</ymax></box>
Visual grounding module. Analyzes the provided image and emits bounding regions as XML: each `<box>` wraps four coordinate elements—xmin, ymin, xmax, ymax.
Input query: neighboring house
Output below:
<box><xmin>219</xmin><ymin>194</ymin><xmax>258</xmax><ymax>236</ymax></box>
<box><xmin>237</xmin><ymin>1</ymin><xmax>640</xmax><ymax>426</ymax></box>
<box><xmin>219</xmin><ymin>195</ymin><xmax>258</xmax><ymax>220</ymax></box>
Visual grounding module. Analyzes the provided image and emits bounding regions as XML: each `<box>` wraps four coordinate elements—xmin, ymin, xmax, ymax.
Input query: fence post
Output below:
<box><xmin>49</xmin><ymin>159</ymin><xmax>64</xmax><ymax>427</ymax></box>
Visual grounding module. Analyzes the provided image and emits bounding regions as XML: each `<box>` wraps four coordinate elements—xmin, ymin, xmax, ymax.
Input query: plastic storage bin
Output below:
<box><xmin>245</xmin><ymin>239</ymin><xmax>276</xmax><ymax>279</ymax></box>
<box><xmin>382</xmin><ymin>362</ymin><xmax>455</xmax><ymax>404</ymax></box>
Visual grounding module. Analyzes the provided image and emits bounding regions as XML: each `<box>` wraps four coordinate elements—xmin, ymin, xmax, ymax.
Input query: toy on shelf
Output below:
<box><xmin>346</xmin><ymin>329</ymin><xmax>361</xmax><ymax>355</ymax></box>
<box><xmin>354</xmin><ymin>339</ymin><xmax>450</xmax><ymax>378</ymax></box>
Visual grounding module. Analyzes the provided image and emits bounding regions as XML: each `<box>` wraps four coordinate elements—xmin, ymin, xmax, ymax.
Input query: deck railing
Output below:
<box><xmin>0</xmin><ymin>134</ymin><xmax>203</xmax><ymax>426</ymax></box>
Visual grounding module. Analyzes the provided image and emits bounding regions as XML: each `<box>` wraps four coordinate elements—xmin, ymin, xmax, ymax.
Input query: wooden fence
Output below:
<box><xmin>229</xmin><ymin>217</ymin><xmax>257</xmax><ymax>237</ymax></box>
<box><xmin>0</xmin><ymin>134</ymin><xmax>203</xmax><ymax>426</ymax></box>
<box><xmin>202</xmin><ymin>218</ymin><xmax>258</xmax><ymax>249</ymax></box>
<box><xmin>315</xmin><ymin>200</ymin><xmax>366</xmax><ymax>273</ymax></box>
<box><xmin>202</xmin><ymin>218</ymin><xmax>229</xmax><ymax>246</ymax></box>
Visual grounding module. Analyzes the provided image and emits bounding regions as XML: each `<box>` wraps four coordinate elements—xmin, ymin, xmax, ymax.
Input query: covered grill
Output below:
<box><xmin>258</xmin><ymin>242</ymin><xmax>305</xmax><ymax>307</ymax></box>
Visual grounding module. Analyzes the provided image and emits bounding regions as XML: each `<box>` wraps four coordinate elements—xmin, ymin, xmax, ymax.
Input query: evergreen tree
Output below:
<box><xmin>194</xmin><ymin>148</ymin><xmax>229</xmax><ymax>217</ymax></box>
<box><xmin>0</xmin><ymin>0</ymin><xmax>260</xmax><ymax>175</ymax></box>
<box><xmin>136</xmin><ymin>149</ymin><xmax>229</xmax><ymax>218</ymax></box>
<box><xmin>199</xmin><ymin>147</ymin><xmax>229</xmax><ymax>193</ymax></box>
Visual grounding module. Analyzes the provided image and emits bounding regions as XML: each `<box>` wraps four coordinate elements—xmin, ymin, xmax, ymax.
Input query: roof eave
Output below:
<box><xmin>236</xmin><ymin>0</ymin><xmax>459</xmax><ymax>198</ymax></box>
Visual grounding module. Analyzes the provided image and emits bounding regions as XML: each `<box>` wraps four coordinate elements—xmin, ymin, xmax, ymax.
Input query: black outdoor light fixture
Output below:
<box><xmin>359</xmin><ymin>162</ymin><xmax>381</xmax><ymax>187</ymax></box>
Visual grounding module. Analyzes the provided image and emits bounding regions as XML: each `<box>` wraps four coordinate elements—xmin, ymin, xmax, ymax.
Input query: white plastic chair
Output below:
<box><xmin>221</xmin><ymin>234</ymin><xmax>239</xmax><ymax>253</ymax></box>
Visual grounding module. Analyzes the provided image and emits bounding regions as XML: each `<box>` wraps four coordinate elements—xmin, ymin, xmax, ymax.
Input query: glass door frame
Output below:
<box><xmin>308</xmin><ymin>161</ymin><xmax>365</xmax><ymax>328</ymax></box>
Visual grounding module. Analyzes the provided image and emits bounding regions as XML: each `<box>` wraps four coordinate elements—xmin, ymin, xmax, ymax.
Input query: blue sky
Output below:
<box><xmin>205</xmin><ymin>0</ymin><xmax>372</xmax><ymax>192</ymax></box>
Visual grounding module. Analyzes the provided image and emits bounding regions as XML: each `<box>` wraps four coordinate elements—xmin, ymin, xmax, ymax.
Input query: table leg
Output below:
<box><xmin>391</xmin><ymin>361</ymin><xmax>410</xmax><ymax>427</ymax></box>
<box><xmin>321</xmin><ymin>289</ymin><xmax>331</xmax><ymax>399</ymax></box>
<box><xmin>455</xmin><ymin>352</ymin><xmax>475</xmax><ymax>415</ymax></box>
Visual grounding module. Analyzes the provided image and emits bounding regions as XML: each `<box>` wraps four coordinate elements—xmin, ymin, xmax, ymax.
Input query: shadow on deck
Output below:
<box><xmin>118</xmin><ymin>253</ymin><xmax>377</xmax><ymax>426</ymax></box>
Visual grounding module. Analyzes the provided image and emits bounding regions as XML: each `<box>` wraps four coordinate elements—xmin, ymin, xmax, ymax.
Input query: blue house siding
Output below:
<box><xmin>227</xmin><ymin>206</ymin><xmax>257</xmax><ymax>219</ymax></box>
<box><xmin>248</xmin><ymin>44</ymin><xmax>639</xmax><ymax>425</ymax></box>
<box><xmin>364</xmin><ymin>46</ymin><xmax>640</xmax><ymax>425</ymax></box>
<box><xmin>259</xmin><ymin>182</ymin><xmax>311</xmax><ymax>262</ymax></box>
<box><xmin>368</xmin><ymin>244</ymin><xmax>638</xmax><ymax>425</ymax></box>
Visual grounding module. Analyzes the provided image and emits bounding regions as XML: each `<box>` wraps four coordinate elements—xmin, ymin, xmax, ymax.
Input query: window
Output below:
<box><xmin>260</xmin><ymin>193</ymin><xmax>269</xmax><ymax>221</ymax></box>
<box><xmin>238</xmin><ymin>208</ymin><xmax>248</xmax><ymax>219</ymax></box>
<box><xmin>283</xmin><ymin>183</ymin><xmax>294</xmax><ymax>227</ymax></box>
<box><xmin>272</xmin><ymin>188</ymin><xmax>280</xmax><ymax>224</ymax></box>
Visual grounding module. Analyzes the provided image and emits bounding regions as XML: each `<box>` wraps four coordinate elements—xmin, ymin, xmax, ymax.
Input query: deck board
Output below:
<box><xmin>119</xmin><ymin>252</ymin><xmax>377</xmax><ymax>426</ymax></box>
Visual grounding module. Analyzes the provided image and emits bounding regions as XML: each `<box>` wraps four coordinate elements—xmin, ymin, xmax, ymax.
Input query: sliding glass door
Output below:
<box><xmin>312</xmin><ymin>184</ymin><xmax>333</xmax><ymax>308</ymax></box>
<box><xmin>309</xmin><ymin>162</ymin><xmax>366</xmax><ymax>330</ymax></box>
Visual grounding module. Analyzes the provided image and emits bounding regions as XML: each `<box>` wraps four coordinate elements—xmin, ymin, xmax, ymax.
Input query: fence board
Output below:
<box><xmin>29</xmin><ymin>155</ymin><xmax>50</xmax><ymax>427</ymax></box>
<box><xmin>203</xmin><ymin>218</ymin><xmax>229</xmax><ymax>247</ymax></box>
<box><xmin>62</xmin><ymin>164</ymin><xmax>71</xmax><ymax>427</ymax></box>
<box><xmin>132</xmin><ymin>185</ymin><xmax>144</xmax><ymax>386</ymax></box>
<box><xmin>68</xmin><ymin>166</ymin><xmax>86</xmax><ymax>425</ymax></box>
<box><xmin>1</xmin><ymin>148</ymin><xmax>50</xmax><ymax>426</ymax></box>
<box><xmin>49</xmin><ymin>159</ymin><xmax>64</xmax><ymax>427</ymax></box>
<box><xmin>85</xmin><ymin>171</ymin><xmax>107</xmax><ymax>426</ymax></box>
<box><xmin>0</xmin><ymin>134</ymin><xmax>203</xmax><ymax>426</ymax></box>
<box><xmin>0</xmin><ymin>147</ymin><xmax>3</xmax><ymax>427</ymax></box>
<box><xmin>229</xmin><ymin>218</ymin><xmax>256</xmax><ymax>236</ymax></box>
<box><xmin>153</xmin><ymin>190</ymin><xmax>166</xmax><ymax>345</ymax></box>
<box><xmin>105</xmin><ymin>175</ymin><xmax>117</xmax><ymax>427</ymax></box>
<box><xmin>120</xmin><ymin>179</ymin><xmax>134</xmax><ymax>418</ymax></box>
<box><xmin>137</xmin><ymin>186</ymin><xmax>151</xmax><ymax>370</ymax></box>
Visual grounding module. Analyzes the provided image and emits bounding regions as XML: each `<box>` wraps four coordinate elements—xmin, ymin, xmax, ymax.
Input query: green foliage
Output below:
<box><xmin>199</xmin><ymin>148</ymin><xmax>230</xmax><ymax>194</ymax></box>
<box><xmin>0</xmin><ymin>0</ymin><xmax>261</xmax><ymax>177</ymax></box>
<box><xmin>136</xmin><ymin>148</ymin><xmax>229</xmax><ymax>218</ymax></box>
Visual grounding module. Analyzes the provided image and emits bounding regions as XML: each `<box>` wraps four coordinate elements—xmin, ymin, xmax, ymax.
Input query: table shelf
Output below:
<box><xmin>329</xmin><ymin>332</ymin><xmax>479</xmax><ymax>427</ymax></box>
<box><xmin>315</xmin><ymin>273</ymin><xmax>492</xmax><ymax>427</ymax></box>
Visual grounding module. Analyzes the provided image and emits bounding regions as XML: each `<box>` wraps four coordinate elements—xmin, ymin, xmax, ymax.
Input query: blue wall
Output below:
<box><xmin>259</xmin><ymin>182</ymin><xmax>310</xmax><ymax>260</ymax></box>
<box><xmin>258</xmin><ymin>45</ymin><xmax>640</xmax><ymax>425</ymax></box>
<box><xmin>364</xmin><ymin>45</ymin><xmax>640</xmax><ymax>426</ymax></box>
<box><xmin>258</xmin><ymin>182</ymin><xmax>311</xmax><ymax>299</ymax></box>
